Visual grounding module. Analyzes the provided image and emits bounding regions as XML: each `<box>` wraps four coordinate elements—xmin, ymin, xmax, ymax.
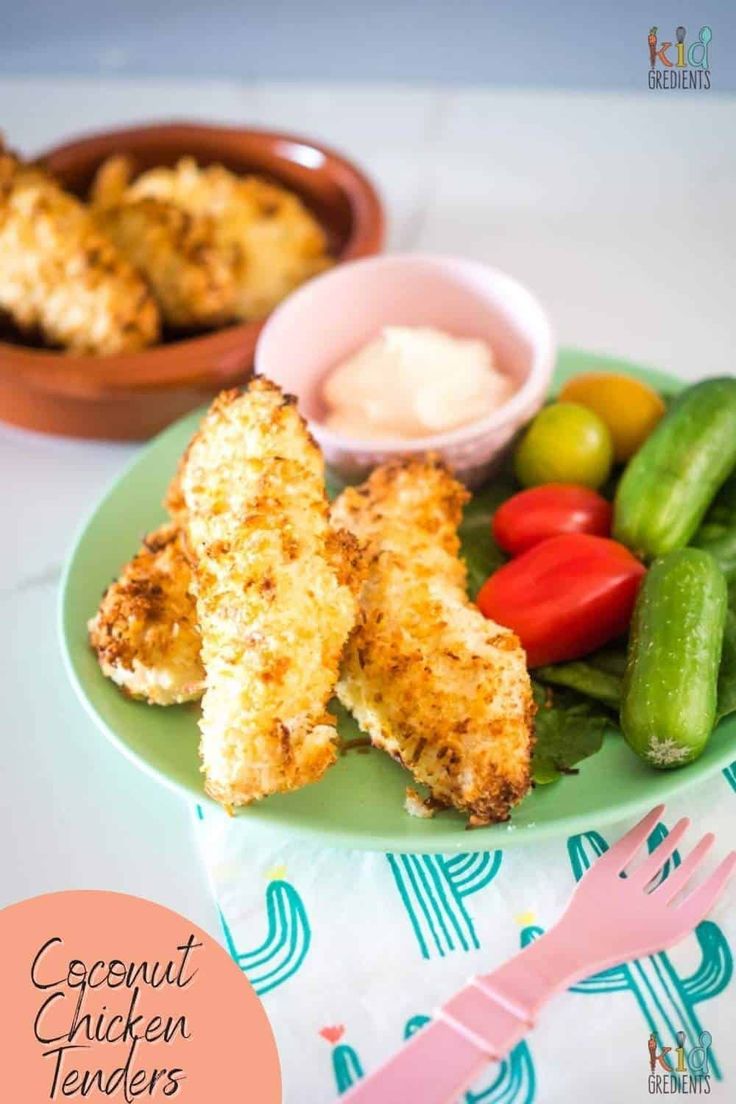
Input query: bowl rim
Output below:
<box><xmin>256</xmin><ymin>252</ymin><xmax>557</xmax><ymax>452</ymax></box>
<box><xmin>0</xmin><ymin>119</ymin><xmax>385</xmax><ymax>397</ymax></box>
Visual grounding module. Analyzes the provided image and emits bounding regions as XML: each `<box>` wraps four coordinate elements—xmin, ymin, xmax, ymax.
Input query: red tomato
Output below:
<box><xmin>476</xmin><ymin>533</ymin><xmax>645</xmax><ymax>667</ymax></box>
<box><xmin>492</xmin><ymin>484</ymin><xmax>612</xmax><ymax>556</ymax></box>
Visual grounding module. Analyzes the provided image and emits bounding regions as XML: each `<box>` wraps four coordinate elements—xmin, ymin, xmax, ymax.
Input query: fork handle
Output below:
<box><xmin>341</xmin><ymin>925</ymin><xmax>587</xmax><ymax>1104</ymax></box>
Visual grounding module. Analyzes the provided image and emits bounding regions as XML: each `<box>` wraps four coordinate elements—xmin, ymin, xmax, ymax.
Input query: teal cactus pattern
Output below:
<box><xmin>560</xmin><ymin>821</ymin><xmax>732</xmax><ymax>1079</ymax></box>
<box><xmin>387</xmin><ymin>850</ymin><xmax>502</xmax><ymax>958</ymax></box>
<box><xmin>218</xmin><ymin>878</ymin><xmax>311</xmax><ymax>996</ymax></box>
<box><xmin>404</xmin><ymin>1014</ymin><xmax>431</xmax><ymax>1039</ymax></box>
<box><xmin>724</xmin><ymin>760</ymin><xmax>736</xmax><ymax>791</ymax></box>
<box><xmin>404</xmin><ymin>1015</ymin><xmax>535</xmax><ymax>1103</ymax></box>
<box><xmin>333</xmin><ymin>1043</ymin><xmax>364</xmax><ymax>1094</ymax></box>
<box><xmin>464</xmin><ymin>1042</ymin><xmax>535</xmax><ymax>1104</ymax></box>
<box><xmin>334</xmin><ymin>1014</ymin><xmax>535</xmax><ymax>1100</ymax></box>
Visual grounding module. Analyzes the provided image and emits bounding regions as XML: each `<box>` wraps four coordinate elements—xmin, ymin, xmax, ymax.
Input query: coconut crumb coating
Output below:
<box><xmin>180</xmin><ymin>377</ymin><xmax>361</xmax><ymax>808</ymax></box>
<box><xmin>128</xmin><ymin>157</ymin><xmax>332</xmax><ymax>321</ymax></box>
<box><xmin>90</xmin><ymin>155</ymin><xmax>239</xmax><ymax>330</ymax></box>
<box><xmin>0</xmin><ymin>152</ymin><xmax>159</xmax><ymax>354</ymax></box>
<box><xmin>88</xmin><ymin>523</ymin><xmax>204</xmax><ymax>705</ymax></box>
<box><xmin>94</xmin><ymin>198</ymin><xmax>239</xmax><ymax>330</ymax></box>
<box><xmin>331</xmin><ymin>457</ymin><xmax>535</xmax><ymax>825</ymax></box>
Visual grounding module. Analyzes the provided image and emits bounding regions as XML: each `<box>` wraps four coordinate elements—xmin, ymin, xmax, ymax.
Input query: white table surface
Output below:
<box><xmin>2</xmin><ymin>79</ymin><xmax>734</xmax><ymax>933</ymax></box>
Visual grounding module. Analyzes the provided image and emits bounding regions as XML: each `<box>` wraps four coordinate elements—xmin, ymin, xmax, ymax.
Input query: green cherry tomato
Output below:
<box><xmin>514</xmin><ymin>402</ymin><xmax>614</xmax><ymax>490</ymax></box>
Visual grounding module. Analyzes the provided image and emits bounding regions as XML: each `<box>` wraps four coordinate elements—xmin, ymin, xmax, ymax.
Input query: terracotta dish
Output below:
<box><xmin>0</xmin><ymin>122</ymin><xmax>384</xmax><ymax>439</ymax></box>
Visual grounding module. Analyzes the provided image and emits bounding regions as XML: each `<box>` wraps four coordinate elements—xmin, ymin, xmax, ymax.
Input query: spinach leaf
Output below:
<box><xmin>587</xmin><ymin>645</ymin><xmax>629</xmax><ymax>678</ymax></box>
<box><xmin>531</xmin><ymin>681</ymin><xmax>612</xmax><ymax>785</ymax></box>
<box><xmin>717</xmin><ymin>608</ymin><xmax>736</xmax><ymax>723</ymax></box>
<box><xmin>459</xmin><ymin>476</ymin><xmax>516</xmax><ymax>599</ymax></box>
<box><xmin>534</xmin><ymin>662</ymin><xmax>623</xmax><ymax>710</ymax></box>
<box><xmin>692</xmin><ymin>474</ymin><xmax>736</xmax><ymax>584</ymax></box>
<box><xmin>699</xmin><ymin>472</ymin><xmax>736</xmax><ymax>528</ymax></box>
<box><xmin>534</xmin><ymin>643</ymin><xmax>628</xmax><ymax>710</ymax></box>
<box><xmin>325</xmin><ymin>468</ymin><xmax>347</xmax><ymax>501</ymax></box>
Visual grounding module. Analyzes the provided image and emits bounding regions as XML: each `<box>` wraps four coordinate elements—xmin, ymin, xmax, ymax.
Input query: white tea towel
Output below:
<box><xmin>194</xmin><ymin>765</ymin><xmax>736</xmax><ymax>1104</ymax></box>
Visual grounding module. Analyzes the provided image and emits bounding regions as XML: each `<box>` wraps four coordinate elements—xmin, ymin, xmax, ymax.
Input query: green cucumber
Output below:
<box><xmin>621</xmin><ymin>548</ymin><xmax>727</xmax><ymax>768</ymax></box>
<box><xmin>613</xmin><ymin>378</ymin><xmax>736</xmax><ymax>559</ymax></box>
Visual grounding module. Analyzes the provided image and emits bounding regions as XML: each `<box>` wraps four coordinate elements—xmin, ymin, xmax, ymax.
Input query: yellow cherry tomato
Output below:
<box><xmin>558</xmin><ymin>372</ymin><xmax>666</xmax><ymax>462</ymax></box>
<box><xmin>514</xmin><ymin>402</ymin><xmax>614</xmax><ymax>490</ymax></box>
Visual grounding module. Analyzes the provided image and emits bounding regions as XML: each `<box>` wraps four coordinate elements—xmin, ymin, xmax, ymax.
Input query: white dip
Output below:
<box><xmin>321</xmin><ymin>325</ymin><xmax>514</xmax><ymax>441</ymax></box>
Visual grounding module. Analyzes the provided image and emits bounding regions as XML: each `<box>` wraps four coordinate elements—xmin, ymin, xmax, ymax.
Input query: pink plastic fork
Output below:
<box><xmin>341</xmin><ymin>805</ymin><xmax>735</xmax><ymax>1104</ymax></box>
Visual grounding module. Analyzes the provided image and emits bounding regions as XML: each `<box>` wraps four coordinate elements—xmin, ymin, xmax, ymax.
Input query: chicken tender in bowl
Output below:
<box><xmin>0</xmin><ymin>151</ymin><xmax>159</xmax><ymax>354</ymax></box>
<box><xmin>127</xmin><ymin>157</ymin><xmax>332</xmax><ymax>320</ymax></box>
<box><xmin>90</xmin><ymin>155</ymin><xmax>240</xmax><ymax>330</ymax></box>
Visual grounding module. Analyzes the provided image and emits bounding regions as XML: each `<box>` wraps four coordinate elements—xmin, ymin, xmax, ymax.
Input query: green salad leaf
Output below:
<box><xmin>458</xmin><ymin>476</ymin><xmax>516</xmax><ymax>599</ymax></box>
<box><xmin>531</xmin><ymin>681</ymin><xmax>613</xmax><ymax>785</ymax></box>
<box><xmin>697</xmin><ymin>472</ymin><xmax>736</xmax><ymax>529</ymax></box>
<box><xmin>534</xmin><ymin>662</ymin><xmax>622</xmax><ymax>710</ymax></box>
<box><xmin>692</xmin><ymin>474</ymin><xmax>736</xmax><ymax>585</ymax></box>
<box><xmin>535</xmin><ymin>645</ymin><xmax>627</xmax><ymax>709</ymax></box>
<box><xmin>586</xmin><ymin>646</ymin><xmax>629</xmax><ymax>677</ymax></box>
<box><xmin>325</xmin><ymin>468</ymin><xmax>347</xmax><ymax>501</ymax></box>
<box><xmin>717</xmin><ymin>608</ymin><xmax>736</xmax><ymax>723</ymax></box>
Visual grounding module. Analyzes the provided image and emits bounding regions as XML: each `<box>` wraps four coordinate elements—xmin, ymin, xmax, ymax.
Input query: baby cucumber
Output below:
<box><xmin>613</xmin><ymin>378</ymin><xmax>736</xmax><ymax>559</ymax></box>
<box><xmin>621</xmin><ymin>548</ymin><xmax>727</xmax><ymax>769</ymax></box>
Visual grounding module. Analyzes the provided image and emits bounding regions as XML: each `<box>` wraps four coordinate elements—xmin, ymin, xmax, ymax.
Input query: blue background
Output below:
<box><xmin>1</xmin><ymin>1</ymin><xmax>734</xmax><ymax>91</ymax></box>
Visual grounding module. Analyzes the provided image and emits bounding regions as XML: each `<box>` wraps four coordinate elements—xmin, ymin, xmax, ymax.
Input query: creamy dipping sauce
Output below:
<box><xmin>321</xmin><ymin>326</ymin><xmax>515</xmax><ymax>441</ymax></box>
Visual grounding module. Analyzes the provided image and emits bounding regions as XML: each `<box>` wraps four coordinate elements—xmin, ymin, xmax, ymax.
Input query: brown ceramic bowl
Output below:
<box><xmin>0</xmin><ymin>121</ymin><xmax>384</xmax><ymax>439</ymax></box>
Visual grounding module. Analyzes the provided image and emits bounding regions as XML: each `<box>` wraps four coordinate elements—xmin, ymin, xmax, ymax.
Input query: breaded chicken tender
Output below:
<box><xmin>128</xmin><ymin>158</ymin><xmax>332</xmax><ymax>320</ymax></box>
<box><xmin>332</xmin><ymin>458</ymin><xmax>534</xmax><ymax>825</ymax></box>
<box><xmin>88</xmin><ymin>523</ymin><xmax>204</xmax><ymax>705</ymax></box>
<box><xmin>0</xmin><ymin>152</ymin><xmax>159</xmax><ymax>354</ymax></box>
<box><xmin>181</xmin><ymin>378</ymin><xmax>361</xmax><ymax>808</ymax></box>
<box><xmin>90</xmin><ymin>157</ymin><xmax>239</xmax><ymax>330</ymax></box>
<box><xmin>95</xmin><ymin>198</ymin><xmax>239</xmax><ymax>329</ymax></box>
<box><xmin>88</xmin><ymin>153</ymin><xmax>133</xmax><ymax>209</ymax></box>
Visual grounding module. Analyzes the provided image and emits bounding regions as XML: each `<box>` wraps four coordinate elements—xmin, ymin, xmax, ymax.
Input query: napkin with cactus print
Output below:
<box><xmin>193</xmin><ymin>766</ymin><xmax>736</xmax><ymax>1104</ymax></box>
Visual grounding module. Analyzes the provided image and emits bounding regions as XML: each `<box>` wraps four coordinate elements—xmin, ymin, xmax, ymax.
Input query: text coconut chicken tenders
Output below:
<box><xmin>89</xmin><ymin>379</ymin><xmax>534</xmax><ymax>821</ymax></box>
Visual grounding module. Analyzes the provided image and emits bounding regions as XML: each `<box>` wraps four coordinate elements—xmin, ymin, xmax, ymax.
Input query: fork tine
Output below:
<box><xmin>600</xmin><ymin>804</ymin><xmax>665</xmax><ymax>873</ymax></box>
<box><xmin>677</xmin><ymin>852</ymin><xmax>736</xmax><ymax>926</ymax></box>
<box><xmin>656</xmin><ymin>833</ymin><xmax>715</xmax><ymax>902</ymax></box>
<box><xmin>631</xmin><ymin>817</ymin><xmax>690</xmax><ymax>887</ymax></box>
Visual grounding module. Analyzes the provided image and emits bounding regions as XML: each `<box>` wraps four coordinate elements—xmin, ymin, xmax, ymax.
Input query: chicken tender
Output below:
<box><xmin>128</xmin><ymin>158</ymin><xmax>332</xmax><ymax>321</ymax></box>
<box><xmin>181</xmin><ymin>377</ymin><xmax>361</xmax><ymax>808</ymax></box>
<box><xmin>90</xmin><ymin>157</ymin><xmax>239</xmax><ymax>329</ymax></box>
<box><xmin>95</xmin><ymin>198</ymin><xmax>239</xmax><ymax>330</ymax></box>
<box><xmin>0</xmin><ymin>152</ymin><xmax>159</xmax><ymax>354</ymax></box>
<box><xmin>88</xmin><ymin>523</ymin><xmax>204</xmax><ymax>705</ymax></box>
<box><xmin>331</xmin><ymin>457</ymin><xmax>534</xmax><ymax>825</ymax></box>
<box><xmin>89</xmin><ymin>153</ymin><xmax>134</xmax><ymax>209</ymax></box>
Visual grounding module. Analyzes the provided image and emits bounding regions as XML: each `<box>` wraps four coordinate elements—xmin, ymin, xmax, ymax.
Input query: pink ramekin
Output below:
<box><xmin>255</xmin><ymin>254</ymin><xmax>556</xmax><ymax>485</ymax></box>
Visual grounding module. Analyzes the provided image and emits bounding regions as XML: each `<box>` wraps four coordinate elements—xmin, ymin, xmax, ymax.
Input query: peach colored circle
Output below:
<box><xmin>0</xmin><ymin>890</ymin><xmax>281</xmax><ymax>1102</ymax></box>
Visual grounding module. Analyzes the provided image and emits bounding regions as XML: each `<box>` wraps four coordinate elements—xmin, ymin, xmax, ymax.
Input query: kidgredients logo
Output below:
<box><xmin>648</xmin><ymin>25</ymin><xmax>712</xmax><ymax>89</ymax></box>
<box><xmin>648</xmin><ymin>1030</ymin><xmax>713</xmax><ymax>1095</ymax></box>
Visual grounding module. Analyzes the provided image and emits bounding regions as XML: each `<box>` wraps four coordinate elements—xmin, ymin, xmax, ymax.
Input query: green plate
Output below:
<box><xmin>58</xmin><ymin>350</ymin><xmax>736</xmax><ymax>852</ymax></box>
